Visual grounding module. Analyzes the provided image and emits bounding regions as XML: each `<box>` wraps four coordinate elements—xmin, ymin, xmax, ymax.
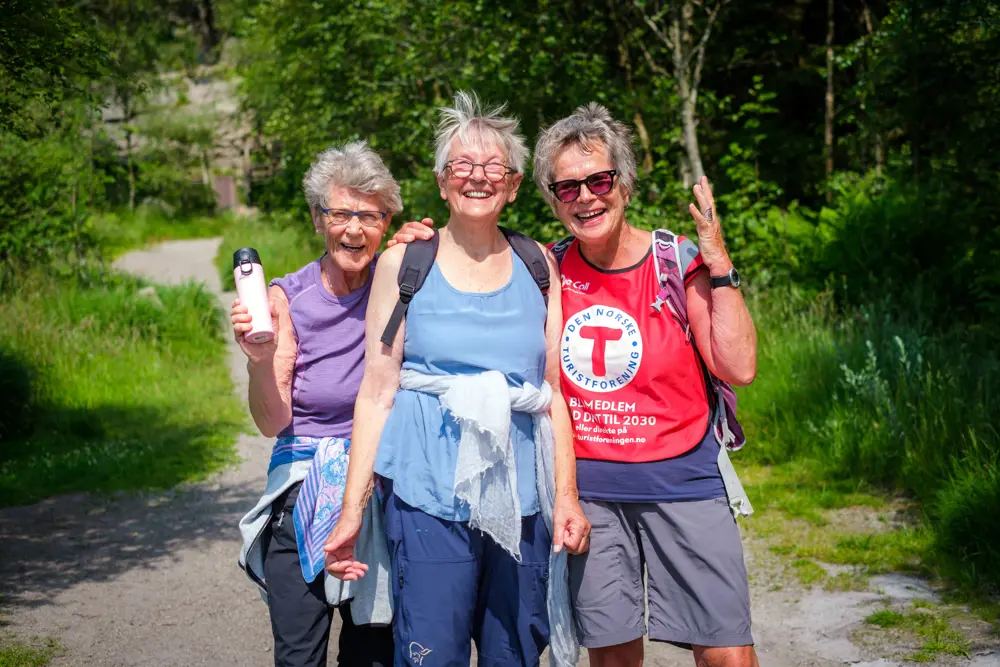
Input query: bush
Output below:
<box><xmin>742</xmin><ymin>289</ymin><xmax>1000</xmax><ymax>589</ymax></box>
<box><xmin>89</xmin><ymin>207</ymin><xmax>234</xmax><ymax>259</ymax></box>
<box><xmin>215</xmin><ymin>212</ymin><xmax>325</xmax><ymax>287</ymax></box>
<box><xmin>0</xmin><ymin>129</ymin><xmax>98</xmax><ymax>269</ymax></box>
<box><xmin>0</xmin><ymin>270</ymin><xmax>244</xmax><ymax>506</ymax></box>
<box><xmin>810</xmin><ymin>173</ymin><xmax>1000</xmax><ymax>325</ymax></box>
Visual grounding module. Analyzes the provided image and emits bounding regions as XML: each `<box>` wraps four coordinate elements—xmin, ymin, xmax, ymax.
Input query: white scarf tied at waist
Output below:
<box><xmin>399</xmin><ymin>368</ymin><xmax>579</xmax><ymax>667</ymax></box>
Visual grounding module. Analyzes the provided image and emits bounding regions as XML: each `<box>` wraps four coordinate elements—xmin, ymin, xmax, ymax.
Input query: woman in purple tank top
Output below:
<box><xmin>232</xmin><ymin>141</ymin><xmax>396</xmax><ymax>667</ymax></box>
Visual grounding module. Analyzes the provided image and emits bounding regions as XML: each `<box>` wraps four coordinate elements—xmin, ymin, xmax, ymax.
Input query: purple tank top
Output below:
<box><xmin>270</xmin><ymin>256</ymin><xmax>373</xmax><ymax>439</ymax></box>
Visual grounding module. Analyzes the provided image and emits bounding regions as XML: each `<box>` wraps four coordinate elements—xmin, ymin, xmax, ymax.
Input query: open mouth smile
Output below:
<box><xmin>574</xmin><ymin>208</ymin><xmax>607</xmax><ymax>224</ymax></box>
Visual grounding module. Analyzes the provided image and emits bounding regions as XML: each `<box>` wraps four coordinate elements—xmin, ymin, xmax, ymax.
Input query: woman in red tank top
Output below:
<box><xmin>531</xmin><ymin>105</ymin><xmax>760</xmax><ymax>667</ymax></box>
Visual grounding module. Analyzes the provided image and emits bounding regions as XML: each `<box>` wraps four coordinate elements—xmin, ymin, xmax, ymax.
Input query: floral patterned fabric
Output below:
<box><xmin>269</xmin><ymin>436</ymin><xmax>350</xmax><ymax>582</ymax></box>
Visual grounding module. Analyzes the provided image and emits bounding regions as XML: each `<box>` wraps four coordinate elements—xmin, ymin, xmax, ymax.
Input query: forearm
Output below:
<box><xmin>550</xmin><ymin>392</ymin><xmax>579</xmax><ymax>499</ymax></box>
<box><xmin>247</xmin><ymin>359</ymin><xmax>292</xmax><ymax>437</ymax></box>
<box><xmin>342</xmin><ymin>394</ymin><xmax>392</xmax><ymax>516</ymax></box>
<box><xmin>704</xmin><ymin>258</ymin><xmax>758</xmax><ymax>385</ymax></box>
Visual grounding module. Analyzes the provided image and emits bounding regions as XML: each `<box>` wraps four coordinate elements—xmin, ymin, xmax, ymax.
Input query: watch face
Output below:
<box><xmin>730</xmin><ymin>268</ymin><xmax>741</xmax><ymax>287</ymax></box>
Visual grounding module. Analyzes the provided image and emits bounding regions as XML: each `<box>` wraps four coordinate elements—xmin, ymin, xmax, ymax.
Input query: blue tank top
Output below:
<box><xmin>373</xmin><ymin>250</ymin><xmax>547</xmax><ymax>521</ymax></box>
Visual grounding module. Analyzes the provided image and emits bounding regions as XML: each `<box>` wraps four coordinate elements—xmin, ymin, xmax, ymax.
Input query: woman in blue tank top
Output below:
<box><xmin>324</xmin><ymin>93</ymin><xmax>591</xmax><ymax>667</ymax></box>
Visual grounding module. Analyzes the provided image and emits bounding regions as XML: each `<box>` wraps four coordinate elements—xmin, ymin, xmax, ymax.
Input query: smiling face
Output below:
<box><xmin>437</xmin><ymin>131</ymin><xmax>522</xmax><ymax>224</ymax></box>
<box><xmin>550</xmin><ymin>141</ymin><xmax>629</xmax><ymax>245</ymax></box>
<box><xmin>311</xmin><ymin>185</ymin><xmax>388</xmax><ymax>274</ymax></box>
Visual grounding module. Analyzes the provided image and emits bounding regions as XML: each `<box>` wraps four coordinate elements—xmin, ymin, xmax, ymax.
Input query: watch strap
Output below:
<box><xmin>710</xmin><ymin>274</ymin><xmax>732</xmax><ymax>288</ymax></box>
<box><xmin>710</xmin><ymin>267</ymin><xmax>740</xmax><ymax>289</ymax></box>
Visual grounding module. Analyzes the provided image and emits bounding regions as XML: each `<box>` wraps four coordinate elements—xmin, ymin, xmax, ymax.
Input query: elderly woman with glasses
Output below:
<box><xmin>534</xmin><ymin>105</ymin><xmax>759</xmax><ymax>667</ymax></box>
<box><xmin>324</xmin><ymin>92</ymin><xmax>590</xmax><ymax>667</ymax></box>
<box><xmin>235</xmin><ymin>141</ymin><xmax>396</xmax><ymax>667</ymax></box>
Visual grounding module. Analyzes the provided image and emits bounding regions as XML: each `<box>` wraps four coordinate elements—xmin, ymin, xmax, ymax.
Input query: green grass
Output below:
<box><xmin>790</xmin><ymin>558</ymin><xmax>827</xmax><ymax>586</ymax></box>
<box><xmin>0</xmin><ymin>636</ymin><xmax>57</xmax><ymax>667</ymax></box>
<box><xmin>0</xmin><ymin>270</ymin><xmax>244</xmax><ymax>506</ymax></box>
<box><xmin>89</xmin><ymin>206</ymin><xmax>235</xmax><ymax>259</ymax></box>
<box><xmin>738</xmin><ymin>289</ymin><xmax>1000</xmax><ymax>591</ymax></box>
<box><xmin>864</xmin><ymin>608</ymin><xmax>970</xmax><ymax>660</ymax></box>
<box><xmin>214</xmin><ymin>211</ymin><xmax>325</xmax><ymax>288</ymax></box>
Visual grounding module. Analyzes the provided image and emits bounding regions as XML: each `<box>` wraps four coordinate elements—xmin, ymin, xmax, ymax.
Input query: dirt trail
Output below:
<box><xmin>1</xmin><ymin>238</ymin><xmax>995</xmax><ymax>666</ymax></box>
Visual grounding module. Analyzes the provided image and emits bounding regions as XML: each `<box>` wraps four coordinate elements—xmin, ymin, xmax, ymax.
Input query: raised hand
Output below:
<box><xmin>230</xmin><ymin>297</ymin><xmax>278</xmax><ymax>365</ymax></box>
<box><xmin>688</xmin><ymin>176</ymin><xmax>732</xmax><ymax>273</ymax></box>
<box><xmin>386</xmin><ymin>217</ymin><xmax>435</xmax><ymax>248</ymax></box>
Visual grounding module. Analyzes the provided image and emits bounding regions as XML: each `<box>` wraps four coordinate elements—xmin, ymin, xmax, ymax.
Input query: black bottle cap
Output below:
<box><xmin>233</xmin><ymin>247</ymin><xmax>262</xmax><ymax>269</ymax></box>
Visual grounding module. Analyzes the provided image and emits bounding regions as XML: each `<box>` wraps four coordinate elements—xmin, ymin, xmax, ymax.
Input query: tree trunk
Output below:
<box><xmin>860</xmin><ymin>0</ymin><xmax>884</xmax><ymax>175</ymax></box>
<box><xmin>672</xmin><ymin>3</ymin><xmax>706</xmax><ymax>185</ymax></box>
<box><xmin>198</xmin><ymin>0</ymin><xmax>220</xmax><ymax>62</ymax></box>
<box><xmin>824</xmin><ymin>0</ymin><xmax>835</xmax><ymax>201</ymax></box>
<box><xmin>679</xmin><ymin>154</ymin><xmax>694</xmax><ymax>191</ymax></box>
<box><xmin>633</xmin><ymin>112</ymin><xmax>654</xmax><ymax>173</ymax></box>
<box><xmin>124</xmin><ymin>97</ymin><xmax>135</xmax><ymax>211</ymax></box>
<box><xmin>681</xmin><ymin>96</ymin><xmax>705</xmax><ymax>184</ymax></box>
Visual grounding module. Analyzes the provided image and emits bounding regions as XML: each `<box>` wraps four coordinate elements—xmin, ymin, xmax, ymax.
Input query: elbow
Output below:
<box><xmin>730</xmin><ymin>358</ymin><xmax>757</xmax><ymax>387</ymax></box>
<box><xmin>256</xmin><ymin>420</ymin><xmax>283</xmax><ymax>439</ymax></box>
<box><xmin>253</xmin><ymin>410</ymin><xmax>291</xmax><ymax>438</ymax></box>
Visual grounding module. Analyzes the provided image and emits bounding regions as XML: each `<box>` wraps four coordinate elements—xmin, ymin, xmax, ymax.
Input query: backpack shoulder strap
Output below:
<box><xmin>650</xmin><ymin>228</ymin><xmax>695</xmax><ymax>338</ymax></box>
<box><xmin>379</xmin><ymin>233</ymin><xmax>440</xmax><ymax>347</ymax></box>
<box><xmin>550</xmin><ymin>235</ymin><xmax>575</xmax><ymax>267</ymax></box>
<box><xmin>676</xmin><ymin>236</ymin><xmax>699</xmax><ymax>277</ymax></box>
<box><xmin>500</xmin><ymin>226</ymin><xmax>550</xmax><ymax>305</ymax></box>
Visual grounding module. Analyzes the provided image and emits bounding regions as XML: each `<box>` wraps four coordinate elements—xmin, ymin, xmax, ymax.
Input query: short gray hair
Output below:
<box><xmin>302</xmin><ymin>140</ymin><xmax>403</xmax><ymax>215</ymax></box>
<box><xmin>533</xmin><ymin>103</ymin><xmax>637</xmax><ymax>206</ymax></box>
<box><xmin>434</xmin><ymin>91</ymin><xmax>529</xmax><ymax>174</ymax></box>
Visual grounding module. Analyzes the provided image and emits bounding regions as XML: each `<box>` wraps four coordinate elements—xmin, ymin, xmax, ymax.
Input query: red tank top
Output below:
<box><xmin>558</xmin><ymin>239</ymin><xmax>709</xmax><ymax>462</ymax></box>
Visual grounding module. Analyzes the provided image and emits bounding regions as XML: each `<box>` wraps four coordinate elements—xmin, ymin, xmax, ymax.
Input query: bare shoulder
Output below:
<box><xmin>375</xmin><ymin>244</ymin><xmax>406</xmax><ymax>276</ymax></box>
<box><xmin>268</xmin><ymin>284</ymin><xmax>290</xmax><ymax>311</ymax></box>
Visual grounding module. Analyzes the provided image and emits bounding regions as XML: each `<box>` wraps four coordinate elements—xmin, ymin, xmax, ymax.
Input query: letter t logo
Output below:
<box><xmin>579</xmin><ymin>326</ymin><xmax>623</xmax><ymax>376</ymax></box>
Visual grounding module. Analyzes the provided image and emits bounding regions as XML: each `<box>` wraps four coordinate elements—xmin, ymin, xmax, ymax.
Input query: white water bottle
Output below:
<box><xmin>233</xmin><ymin>247</ymin><xmax>274</xmax><ymax>344</ymax></box>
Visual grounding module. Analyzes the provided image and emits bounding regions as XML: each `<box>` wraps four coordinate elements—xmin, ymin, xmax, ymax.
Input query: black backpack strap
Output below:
<box><xmin>551</xmin><ymin>235</ymin><xmax>575</xmax><ymax>266</ymax></box>
<box><xmin>379</xmin><ymin>233</ymin><xmax>440</xmax><ymax>347</ymax></box>
<box><xmin>500</xmin><ymin>226</ymin><xmax>550</xmax><ymax>305</ymax></box>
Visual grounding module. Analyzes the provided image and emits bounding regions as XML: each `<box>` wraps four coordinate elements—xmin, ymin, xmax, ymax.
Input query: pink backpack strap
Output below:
<box><xmin>650</xmin><ymin>229</ymin><xmax>746</xmax><ymax>452</ymax></box>
<box><xmin>650</xmin><ymin>229</ymin><xmax>697</xmax><ymax>340</ymax></box>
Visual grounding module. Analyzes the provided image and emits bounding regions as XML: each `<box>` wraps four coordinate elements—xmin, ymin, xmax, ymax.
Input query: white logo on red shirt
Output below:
<box><xmin>560</xmin><ymin>305</ymin><xmax>643</xmax><ymax>393</ymax></box>
<box><xmin>561</xmin><ymin>276</ymin><xmax>592</xmax><ymax>294</ymax></box>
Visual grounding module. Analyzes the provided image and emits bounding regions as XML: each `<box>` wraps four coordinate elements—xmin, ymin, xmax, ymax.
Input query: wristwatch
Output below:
<box><xmin>710</xmin><ymin>267</ymin><xmax>741</xmax><ymax>289</ymax></box>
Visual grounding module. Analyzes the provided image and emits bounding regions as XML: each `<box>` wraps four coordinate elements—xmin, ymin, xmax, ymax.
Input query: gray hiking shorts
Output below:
<box><xmin>568</xmin><ymin>497</ymin><xmax>753</xmax><ymax>649</ymax></box>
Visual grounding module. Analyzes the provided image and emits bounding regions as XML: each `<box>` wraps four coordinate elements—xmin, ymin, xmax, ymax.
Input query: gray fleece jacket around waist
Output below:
<box><xmin>237</xmin><ymin>460</ymin><xmax>392</xmax><ymax>624</ymax></box>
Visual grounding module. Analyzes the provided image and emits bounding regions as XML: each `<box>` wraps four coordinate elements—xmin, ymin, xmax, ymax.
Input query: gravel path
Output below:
<box><xmin>1</xmin><ymin>238</ymin><xmax>994</xmax><ymax>667</ymax></box>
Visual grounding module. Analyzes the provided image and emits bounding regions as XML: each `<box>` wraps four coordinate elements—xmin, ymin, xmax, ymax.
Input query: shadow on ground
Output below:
<box><xmin>0</xmin><ymin>472</ymin><xmax>260</xmax><ymax>616</ymax></box>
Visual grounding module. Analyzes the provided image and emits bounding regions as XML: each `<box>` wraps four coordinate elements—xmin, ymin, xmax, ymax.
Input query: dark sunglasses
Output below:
<box><xmin>548</xmin><ymin>169</ymin><xmax>618</xmax><ymax>203</ymax></box>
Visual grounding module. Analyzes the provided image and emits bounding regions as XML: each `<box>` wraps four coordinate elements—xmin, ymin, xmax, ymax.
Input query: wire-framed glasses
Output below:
<box><xmin>319</xmin><ymin>207</ymin><xmax>387</xmax><ymax>228</ymax></box>
<box><xmin>445</xmin><ymin>159</ymin><xmax>517</xmax><ymax>182</ymax></box>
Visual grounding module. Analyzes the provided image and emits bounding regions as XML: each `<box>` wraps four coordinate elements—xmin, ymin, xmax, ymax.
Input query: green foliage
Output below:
<box><xmin>0</xmin><ymin>635</ymin><xmax>57</xmax><ymax>667</ymax></box>
<box><xmin>864</xmin><ymin>608</ymin><xmax>970</xmax><ymax>660</ymax></box>
<box><xmin>0</xmin><ymin>270</ymin><xmax>244</xmax><ymax>506</ymax></box>
<box><xmin>0</xmin><ymin>0</ymin><xmax>110</xmax><ymax>137</ymax></box>
<box><xmin>214</xmin><ymin>212</ymin><xmax>325</xmax><ymax>287</ymax></box>
<box><xmin>0</xmin><ymin>120</ymin><xmax>101</xmax><ymax>270</ymax></box>
<box><xmin>90</xmin><ymin>208</ymin><xmax>233</xmax><ymax>259</ymax></box>
<box><xmin>741</xmin><ymin>289</ymin><xmax>1000</xmax><ymax>588</ymax></box>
